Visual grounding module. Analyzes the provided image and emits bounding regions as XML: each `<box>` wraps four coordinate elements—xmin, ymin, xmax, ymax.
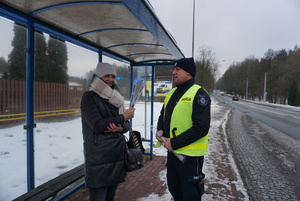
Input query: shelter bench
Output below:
<box><xmin>12</xmin><ymin>164</ymin><xmax>84</xmax><ymax>201</ymax></box>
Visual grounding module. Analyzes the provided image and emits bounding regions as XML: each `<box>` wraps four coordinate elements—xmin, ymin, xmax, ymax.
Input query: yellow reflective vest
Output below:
<box><xmin>164</xmin><ymin>85</ymin><xmax>209</xmax><ymax>156</ymax></box>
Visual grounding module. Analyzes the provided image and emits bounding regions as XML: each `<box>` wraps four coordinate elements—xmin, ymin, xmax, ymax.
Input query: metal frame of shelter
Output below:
<box><xmin>0</xmin><ymin>0</ymin><xmax>184</xmax><ymax>193</ymax></box>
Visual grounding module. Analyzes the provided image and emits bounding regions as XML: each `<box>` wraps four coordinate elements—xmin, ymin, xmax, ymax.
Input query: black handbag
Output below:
<box><xmin>124</xmin><ymin>130</ymin><xmax>145</xmax><ymax>172</ymax></box>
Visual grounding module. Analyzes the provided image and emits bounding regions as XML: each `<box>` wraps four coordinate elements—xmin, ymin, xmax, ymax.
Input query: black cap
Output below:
<box><xmin>174</xmin><ymin>57</ymin><xmax>196</xmax><ymax>77</ymax></box>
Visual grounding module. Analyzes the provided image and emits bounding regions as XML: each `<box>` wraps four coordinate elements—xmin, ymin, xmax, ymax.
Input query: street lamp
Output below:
<box><xmin>192</xmin><ymin>0</ymin><xmax>195</xmax><ymax>58</ymax></box>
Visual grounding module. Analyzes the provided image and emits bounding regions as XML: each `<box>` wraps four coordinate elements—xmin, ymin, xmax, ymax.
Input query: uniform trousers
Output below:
<box><xmin>167</xmin><ymin>152</ymin><xmax>205</xmax><ymax>201</ymax></box>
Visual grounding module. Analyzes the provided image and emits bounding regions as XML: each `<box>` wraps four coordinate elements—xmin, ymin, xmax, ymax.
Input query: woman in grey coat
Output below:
<box><xmin>81</xmin><ymin>62</ymin><xmax>135</xmax><ymax>201</ymax></box>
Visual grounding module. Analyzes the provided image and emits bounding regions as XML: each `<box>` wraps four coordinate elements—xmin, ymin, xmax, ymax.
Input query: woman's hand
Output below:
<box><xmin>123</xmin><ymin>107</ymin><xmax>135</xmax><ymax>121</ymax></box>
<box><xmin>105</xmin><ymin>122</ymin><xmax>123</xmax><ymax>133</ymax></box>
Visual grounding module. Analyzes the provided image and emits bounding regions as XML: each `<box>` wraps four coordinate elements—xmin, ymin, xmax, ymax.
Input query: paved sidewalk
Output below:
<box><xmin>68</xmin><ymin>155</ymin><xmax>168</xmax><ymax>201</ymax></box>
<box><xmin>68</xmin><ymin>105</ymin><xmax>247</xmax><ymax>200</ymax></box>
<box><xmin>69</xmin><ymin>104</ymin><xmax>246</xmax><ymax>201</ymax></box>
<box><xmin>69</xmin><ymin>153</ymin><xmax>242</xmax><ymax>201</ymax></box>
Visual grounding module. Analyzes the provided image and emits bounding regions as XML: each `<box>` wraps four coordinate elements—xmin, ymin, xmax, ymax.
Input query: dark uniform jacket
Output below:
<box><xmin>81</xmin><ymin>90</ymin><xmax>129</xmax><ymax>188</ymax></box>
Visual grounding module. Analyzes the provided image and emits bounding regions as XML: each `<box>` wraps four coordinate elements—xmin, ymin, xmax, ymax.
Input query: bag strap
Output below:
<box><xmin>129</xmin><ymin>129</ymin><xmax>139</xmax><ymax>149</ymax></box>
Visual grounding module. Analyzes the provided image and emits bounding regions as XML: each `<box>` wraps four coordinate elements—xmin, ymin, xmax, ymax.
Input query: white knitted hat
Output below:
<box><xmin>95</xmin><ymin>62</ymin><xmax>117</xmax><ymax>78</ymax></box>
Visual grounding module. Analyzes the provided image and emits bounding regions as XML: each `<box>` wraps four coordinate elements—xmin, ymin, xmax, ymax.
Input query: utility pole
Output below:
<box><xmin>263</xmin><ymin>72</ymin><xmax>267</xmax><ymax>102</ymax></box>
<box><xmin>246</xmin><ymin>77</ymin><xmax>248</xmax><ymax>99</ymax></box>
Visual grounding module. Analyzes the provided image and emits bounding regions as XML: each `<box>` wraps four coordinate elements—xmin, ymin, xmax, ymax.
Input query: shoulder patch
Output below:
<box><xmin>197</xmin><ymin>95</ymin><xmax>208</xmax><ymax>106</ymax></box>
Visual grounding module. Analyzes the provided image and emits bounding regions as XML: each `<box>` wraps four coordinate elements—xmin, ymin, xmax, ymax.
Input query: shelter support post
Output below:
<box><xmin>25</xmin><ymin>20</ymin><xmax>35</xmax><ymax>191</ymax></box>
<box><xmin>98</xmin><ymin>49</ymin><xmax>103</xmax><ymax>62</ymax></box>
<box><xmin>150</xmin><ymin>65</ymin><xmax>155</xmax><ymax>160</ymax></box>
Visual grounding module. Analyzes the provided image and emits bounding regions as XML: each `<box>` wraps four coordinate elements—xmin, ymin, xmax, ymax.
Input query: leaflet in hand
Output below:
<box><xmin>129</xmin><ymin>80</ymin><xmax>145</xmax><ymax>108</ymax></box>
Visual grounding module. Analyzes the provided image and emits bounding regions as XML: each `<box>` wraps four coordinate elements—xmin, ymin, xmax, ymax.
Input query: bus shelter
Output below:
<box><xmin>0</xmin><ymin>0</ymin><xmax>184</xmax><ymax>197</ymax></box>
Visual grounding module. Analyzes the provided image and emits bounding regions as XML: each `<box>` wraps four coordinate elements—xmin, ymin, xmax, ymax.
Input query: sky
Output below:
<box><xmin>148</xmin><ymin>0</ymin><xmax>300</xmax><ymax>76</ymax></box>
<box><xmin>1</xmin><ymin>0</ymin><xmax>300</xmax><ymax>78</ymax></box>
<box><xmin>0</xmin><ymin>100</ymin><xmax>249</xmax><ymax>201</ymax></box>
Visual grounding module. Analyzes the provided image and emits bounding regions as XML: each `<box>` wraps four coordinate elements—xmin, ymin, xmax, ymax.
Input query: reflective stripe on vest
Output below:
<box><xmin>164</xmin><ymin>84</ymin><xmax>209</xmax><ymax>156</ymax></box>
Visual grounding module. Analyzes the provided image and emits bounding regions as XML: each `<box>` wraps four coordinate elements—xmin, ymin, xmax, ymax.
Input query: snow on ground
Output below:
<box><xmin>137</xmin><ymin>99</ymin><xmax>250</xmax><ymax>201</ymax></box>
<box><xmin>2</xmin><ymin>98</ymin><xmax>297</xmax><ymax>200</ymax></box>
<box><xmin>0</xmin><ymin>99</ymin><xmax>239</xmax><ymax>201</ymax></box>
<box><xmin>244</xmin><ymin>99</ymin><xmax>300</xmax><ymax>112</ymax></box>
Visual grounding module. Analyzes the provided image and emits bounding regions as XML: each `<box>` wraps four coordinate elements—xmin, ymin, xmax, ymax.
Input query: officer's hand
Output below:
<box><xmin>155</xmin><ymin>130</ymin><xmax>164</xmax><ymax>142</ymax></box>
<box><xmin>164</xmin><ymin>138</ymin><xmax>173</xmax><ymax>151</ymax></box>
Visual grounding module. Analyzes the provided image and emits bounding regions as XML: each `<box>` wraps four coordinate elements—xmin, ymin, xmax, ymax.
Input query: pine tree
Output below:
<box><xmin>0</xmin><ymin>57</ymin><xmax>9</xmax><ymax>79</ymax></box>
<box><xmin>48</xmin><ymin>36</ymin><xmax>68</xmax><ymax>84</ymax></box>
<box><xmin>288</xmin><ymin>79</ymin><xmax>298</xmax><ymax>106</ymax></box>
<box><xmin>8</xmin><ymin>24</ymin><xmax>27</xmax><ymax>80</ymax></box>
<box><xmin>116</xmin><ymin>65</ymin><xmax>131</xmax><ymax>98</ymax></box>
<box><xmin>34</xmin><ymin>31</ymin><xmax>50</xmax><ymax>82</ymax></box>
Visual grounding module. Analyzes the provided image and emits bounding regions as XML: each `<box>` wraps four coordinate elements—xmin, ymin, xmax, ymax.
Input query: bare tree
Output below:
<box><xmin>218</xmin><ymin>45</ymin><xmax>300</xmax><ymax>105</ymax></box>
<box><xmin>195</xmin><ymin>45</ymin><xmax>219</xmax><ymax>92</ymax></box>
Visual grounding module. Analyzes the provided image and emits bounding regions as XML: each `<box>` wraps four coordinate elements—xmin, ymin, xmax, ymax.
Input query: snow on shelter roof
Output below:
<box><xmin>0</xmin><ymin>0</ymin><xmax>184</xmax><ymax>64</ymax></box>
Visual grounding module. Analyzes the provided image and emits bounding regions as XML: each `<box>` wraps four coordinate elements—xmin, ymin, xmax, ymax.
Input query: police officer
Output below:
<box><xmin>156</xmin><ymin>57</ymin><xmax>211</xmax><ymax>201</ymax></box>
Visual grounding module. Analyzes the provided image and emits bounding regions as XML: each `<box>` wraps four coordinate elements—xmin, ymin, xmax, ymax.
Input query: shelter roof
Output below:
<box><xmin>0</xmin><ymin>0</ymin><xmax>184</xmax><ymax>64</ymax></box>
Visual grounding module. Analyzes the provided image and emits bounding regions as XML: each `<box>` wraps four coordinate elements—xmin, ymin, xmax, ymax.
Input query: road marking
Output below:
<box><xmin>244</xmin><ymin>103</ymin><xmax>300</xmax><ymax>120</ymax></box>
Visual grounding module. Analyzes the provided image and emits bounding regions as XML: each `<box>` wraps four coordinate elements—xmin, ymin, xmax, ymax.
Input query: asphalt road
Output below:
<box><xmin>217</xmin><ymin>95</ymin><xmax>300</xmax><ymax>140</ymax></box>
<box><xmin>215</xmin><ymin>95</ymin><xmax>300</xmax><ymax>201</ymax></box>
